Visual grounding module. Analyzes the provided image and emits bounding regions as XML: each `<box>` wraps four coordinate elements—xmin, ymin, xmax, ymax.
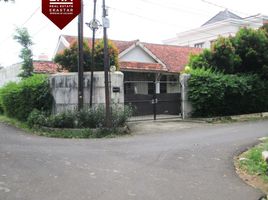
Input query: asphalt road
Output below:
<box><xmin>1</xmin><ymin>120</ymin><xmax>268</xmax><ymax>200</ymax></box>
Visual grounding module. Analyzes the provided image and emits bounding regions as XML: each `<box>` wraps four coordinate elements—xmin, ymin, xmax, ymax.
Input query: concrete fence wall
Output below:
<box><xmin>180</xmin><ymin>74</ymin><xmax>192</xmax><ymax>119</ymax></box>
<box><xmin>49</xmin><ymin>71</ymin><xmax>124</xmax><ymax>114</ymax></box>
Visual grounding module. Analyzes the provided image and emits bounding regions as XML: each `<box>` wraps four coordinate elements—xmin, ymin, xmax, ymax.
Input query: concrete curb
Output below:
<box><xmin>192</xmin><ymin>112</ymin><xmax>268</xmax><ymax>123</ymax></box>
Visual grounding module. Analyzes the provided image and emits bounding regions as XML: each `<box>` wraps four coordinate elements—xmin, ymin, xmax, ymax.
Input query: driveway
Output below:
<box><xmin>0</xmin><ymin>120</ymin><xmax>268</xmax><ymax>200</ymax></box>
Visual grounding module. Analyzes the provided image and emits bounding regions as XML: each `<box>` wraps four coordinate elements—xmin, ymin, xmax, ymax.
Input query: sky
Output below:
<box><xmin>0</xmin><ymin>0</ymin><xmax>267</xmax><ymax>67</ymax></box>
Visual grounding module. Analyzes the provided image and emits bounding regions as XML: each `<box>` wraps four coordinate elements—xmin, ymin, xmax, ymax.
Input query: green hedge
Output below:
<box><xmin>0</xmin><ymin>75</ymin><xmax>53</xmax><ymax>121</ymax></box>
<box><xmin>188</xmin><ymin>68</ymin><xmax>268</xmax><ymax>117</ymax></box>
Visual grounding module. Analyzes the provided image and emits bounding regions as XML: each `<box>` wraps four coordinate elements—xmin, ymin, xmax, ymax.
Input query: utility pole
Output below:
<box><xmin>102</xmin><ymin>0</ymin><xmax>111</xmax><ymax>127</ymax></box>
<box><xmin>78</xmin><ymin>0</ymin><xmax>84</xmax><ymax>111</ymax></box>
<box><xmin>89</xmin><ymin>0</ymin><xmax>98</xmax><ymax>108</ymax></box>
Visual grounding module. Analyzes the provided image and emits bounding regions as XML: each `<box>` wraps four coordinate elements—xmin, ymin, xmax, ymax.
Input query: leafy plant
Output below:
<box><xmin>0</xmin><ymin>74</ymin><xmax>53</xmax><ymax>121</ymax></box>
<box><xmin>233</xmin><ymin>28</ymin><xmax>268</xmax><ymax>75</ymax></box>
<box><xmin>188</xmin><ymin>68</ymin><xmax>268</xmax><ymax>117</ymax></box>
<box><xmin>13</xmin><ymin>27</ymin><xmax>33</xmax><ymax>78</ymax></box>
<box><xmin>189</xmin><ymin>27</ymin><xmax>268</xmax><ymax>78</ymax></box>
<box><xmin>54</xmin><ymin>41</ymin><xmax>91</xmax><ymax>72</ymax></box>
<box><xmin>27</xmin><ymin>105</ymin><xmax>133</xmax><ymax>129</ymax></box>
<box><xmin>54</xmin><ymin>39</ymin><xmax>119</xmax><ymax>72</ymax></box>
<box><xmin>94</xmin><ymin>39</ymin><xmax>119</xmax><ymax>71</ymax></box>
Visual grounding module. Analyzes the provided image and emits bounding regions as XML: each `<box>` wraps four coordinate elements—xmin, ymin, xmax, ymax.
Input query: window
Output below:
<box><xmin>194</xmin><ymin>42</ymin><xmax>204</xmax><ymax>48</ymax></box>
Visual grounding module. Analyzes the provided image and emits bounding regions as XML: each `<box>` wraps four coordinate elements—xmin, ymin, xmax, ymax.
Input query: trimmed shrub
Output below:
<box><xmin>0</xmin><ymin>75</ymin><xmax>53</xmax><ymax>121</ymax></box>
<box><xmin>188</xmin><ymin>68</ymin><xmax>268</xmax><ymax>117</ymax></box>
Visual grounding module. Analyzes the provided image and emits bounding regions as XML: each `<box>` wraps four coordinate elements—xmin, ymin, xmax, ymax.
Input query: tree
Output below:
<box><xmin>94</xmin><ymin>39</ymin><xmax>119</xmax><ymax>71</ymax></box>
<box><xmin>189</xmin><ymin>27</ymin><xmax>268</xmax><ymax>78</ymax></box>
<box><xmin>261</xmin><ymin>24</ymin><xmax>268</xmax><ymax>35</ymax></box>
<box><xmin>13</xmin><ymin>27</ymin><xmax>34</xmax><ymax>78</ymax></box>
<box><xmin>54</xmin><ymin>41</ymin><xmax>91</xmax><ymax>72</ymax></box>
<box><xmin>54</xmin><ymin>39</ymin><xmax>119</xmax><ymax>72</ymax></box>
<box><xmin>233</xmin><ymin>28</ymin><xmax>268</xmax><ymax>74</ymax></box>
<box><xmin>189</xmin><ymin>49</ymin><xmax>212</xmax><ymax>69</ymax></box>
<box><xmin>210</xmin><ymin>37</ymin><xmax>241</xmax><ymax>73</ymax></box>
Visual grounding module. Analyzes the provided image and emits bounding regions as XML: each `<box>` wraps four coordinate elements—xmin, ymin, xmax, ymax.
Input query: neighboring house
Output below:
<box><xmin>54</xmin><ymin>35</ymin><xmax>202</xmax><ymax>95</ymax></box>
<box><xmin>163</xmin><ymin>9</ymin><xmax>268</xmax><ymax>48</ymax></box>
<box><xmin>0</xmin><ymin>61</ymin><xmax>61</xmax><ymax>87</ymax></box>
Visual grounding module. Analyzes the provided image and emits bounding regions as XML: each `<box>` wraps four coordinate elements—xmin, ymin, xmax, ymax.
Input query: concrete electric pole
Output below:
<box><xmin>78</xmin><ymin>0</ymin><xmax>84</xmax><ymax>111</ymax></box>
<box><xmin>102</xmin><ymin>0</ymin><xmax>111</xmax><ymax>127</ymax></box>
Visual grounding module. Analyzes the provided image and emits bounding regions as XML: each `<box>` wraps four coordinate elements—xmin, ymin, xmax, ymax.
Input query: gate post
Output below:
<box><xmin>180</xmin><ymin>74</ymin><xmax>192</xmax><ymax>119</ymax></box>
<box><xmin>153</xmin><ymin>80</ymin><xmax>157</xmax><ymax>120</ymax></box>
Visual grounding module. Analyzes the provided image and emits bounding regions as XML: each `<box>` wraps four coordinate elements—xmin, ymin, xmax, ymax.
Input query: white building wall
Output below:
<box><xmin>164</xmin><ymin>16</ymin><xmax>267</xmax><ymax>49</ymax></box>
<box><xmin>171</xmin><ymin>23</ymin><xmax>240</xmax><ymax>48</ymax></box>
<box><xmin>120</xmin><ymin>46</ymin><xmax>156</xmax><ymax>63</ymax></box>
<box><xmin>0</xmin><ymin>63</ymin><xmax>21</xmax><ymax>87</ymax></box>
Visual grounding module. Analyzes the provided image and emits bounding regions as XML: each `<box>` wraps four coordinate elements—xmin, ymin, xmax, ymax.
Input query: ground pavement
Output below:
<box><xmin>0</xmin><ymin>120</ymin><xmax>268</xmax><ymax>200</ymax></box>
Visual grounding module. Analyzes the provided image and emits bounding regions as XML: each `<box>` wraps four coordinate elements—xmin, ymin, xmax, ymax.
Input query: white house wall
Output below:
<box><xmin>120</xmin><ymin>46</ymin><xmax>156</xmax><ymax>63</ymax></box>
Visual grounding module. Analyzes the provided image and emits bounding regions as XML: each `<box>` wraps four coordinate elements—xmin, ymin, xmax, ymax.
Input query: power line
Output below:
<box><xmin>0</xmin><ymin>6</ymin><xmax>40</xmax><ymax>46</ymax></box>
<box><xmin>107</xmin><ymin>2</ymin><xmax>266</xmax><ymax>45</ymax></box>
<box><xmin>138</xmin><ymin>0</ymin><xmax>211</xmax><ymax>17</ymax></box>
<box><xmin>22</xmin><ymin>6</ymin><xmax>40</xmax><ymax>26</ymax></box>
<box><xmin>201</xmin><ymin>0</ymin><xmax>266</xmax><ymax>20</ymax></box>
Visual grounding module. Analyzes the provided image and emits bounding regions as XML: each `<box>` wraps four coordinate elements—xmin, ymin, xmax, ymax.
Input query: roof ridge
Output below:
<box><xmin>201</xmin><ymin>9</ymin><xmax>242</xmax><ymax>27</ymax></box>
<box><xmin>142</xmin><ymin>42</ymin><xmax>202</xmax><ymax>49</ymax></box>
<box><xmin>62</xmin><ymin>35</ymin><xmax>139</xmax><ymax>43</ymax></box>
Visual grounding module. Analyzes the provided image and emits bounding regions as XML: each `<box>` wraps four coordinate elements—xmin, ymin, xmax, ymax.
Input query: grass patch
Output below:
<box><xmin>238</xmin><ymin>139</ymin><xmax>268</xmax><ymax>182</ymax></box>
<box><xmin>0</xmin><ymin>114</ymin><xmax>129</xmax><ymax>139</ymax></box>
<box><xmin>0</xmin><ymin>114</ymin><xmax>30</xmax><ymax>132</ymax></box>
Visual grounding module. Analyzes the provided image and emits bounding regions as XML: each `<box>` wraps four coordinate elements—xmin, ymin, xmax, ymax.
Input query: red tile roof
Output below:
<box><xmin>61</xmin><ymin>35</ymin><xmax>202</xmax><ymax>73</ymax></box>
<box><xmin>142</xmin><ymin>43</ymin><xmax>202</xmax><ymax>72</ymax></box>
<box><xmin>33</xmin><ymin>61</ymin><xmax>64</xmax><ymax>74</ymax></box>
<box><xmin>120</xmin><ymin>61</ymin><xmax>167</xmax><ymax>72</ymax></box>
<box><xmin>62</xmin><ymin>35</ymin><xmax>137</xmax><ymax>54</ymax></box>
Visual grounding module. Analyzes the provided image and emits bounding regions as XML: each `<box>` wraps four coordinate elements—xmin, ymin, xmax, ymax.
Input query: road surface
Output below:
<box><xmin>0</xmin><ymin>120</ymin><xmax>268</xmax><ymax>200</ymax></box>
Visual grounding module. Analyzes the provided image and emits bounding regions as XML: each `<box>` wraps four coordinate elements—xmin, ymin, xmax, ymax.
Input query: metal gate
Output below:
<box><xmin>124</xmin><ymin>80</ymin><xmax>181</xmax><ymax>121</ymax></box>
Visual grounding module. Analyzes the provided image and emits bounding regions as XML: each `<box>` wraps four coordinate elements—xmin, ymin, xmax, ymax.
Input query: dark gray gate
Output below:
<box><xmin>124</xmin><ymin>80</ymin><xmax>181</xmax><ymax>121</ymax></box>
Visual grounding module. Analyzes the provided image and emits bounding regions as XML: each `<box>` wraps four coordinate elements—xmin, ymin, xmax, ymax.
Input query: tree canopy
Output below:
<box><xmin>13</xmin><ymin>27</ymin><xmax>34</xmax><ymax>78</ymax></box>
<box><xmin>54</xmin><ymin>41</ymin><xmax>91</xmax><ymax>72</ymax></box>
<box><xmin>54</xmin><ymin>39</ymin><xmax>119</xmax><ymax>72</ymax></box>
<box><xmin>189</xmin><ymin>27</ymin><xmax>268</xmax><ymax>78</ymax></box>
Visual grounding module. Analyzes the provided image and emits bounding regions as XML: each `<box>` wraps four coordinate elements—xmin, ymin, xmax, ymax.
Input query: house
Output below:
<box><xmin>0</xmin><ymin>60</ymin><xmax>62</xmax><ymax>87</ymax></box>
<box><xmin>163</xmin><ymin>9</ymin><xmax>268</xmax><ymax>48</ymax></box>
<box><xmin>54</xmin><ymin>35</ymin><xmax>202</xmax><ymax>96</ymax></box>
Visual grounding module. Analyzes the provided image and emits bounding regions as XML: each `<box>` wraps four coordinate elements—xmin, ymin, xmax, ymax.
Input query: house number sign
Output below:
<box><xmin>42</xmin><ymin>0</ymin><xmax>81</xmax><ymax>29</ymax></box>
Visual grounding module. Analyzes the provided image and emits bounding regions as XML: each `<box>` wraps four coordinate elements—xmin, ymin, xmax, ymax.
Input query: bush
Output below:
<box><xmin>188</xmin><ymin>68</ymin><xmax>268</xmax><ymax>117</ymax></box>
<box><xmin>111</xmin><ymin>105</ymin><xmax>133</xmax><ymax>128</ymax></box>
<box><xmin>47</xmin><ymin>110</ymin><xmax>76</xmax><ymax>128</ymax></box>
<box><xmin>0</xmin><ymin>74</ymin><xmax>53</xmax><ymax>121</ymax></box>
<box><xmin>27</xmin><ymin>105</ymin><xmax>133</xmax><ymax>129</ymax></box>
<box><xmin>27</xmin><ymin>109</ymin><xmax>48</xmax><ymax>128</ymax></box>
<box><xmin>0</xmin><ymin>101</ymin><xmax>3</xmax><ymax>114</ymax></box>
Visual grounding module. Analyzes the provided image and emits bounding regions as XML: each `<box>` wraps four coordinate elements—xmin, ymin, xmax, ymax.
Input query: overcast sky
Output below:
<box><xmin>0</xmin><ymin>0</ymin><xmax>267</xmax><ymax>67</ymax></box>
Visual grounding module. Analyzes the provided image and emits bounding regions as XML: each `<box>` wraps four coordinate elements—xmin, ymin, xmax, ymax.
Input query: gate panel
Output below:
<box><xmin>156</xmin><ymin>93</ymin><xmax>181</xmax><ymax>115</ymax></box>
<box><xmin>125</xmin><ymin>94</ymin><xmax>153</xmax><ymax>116</ymax></box>
<box><xmin>124</xmin><ymin>78</ymin><xmax>182</xmax><ymax>121</ymax></box>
